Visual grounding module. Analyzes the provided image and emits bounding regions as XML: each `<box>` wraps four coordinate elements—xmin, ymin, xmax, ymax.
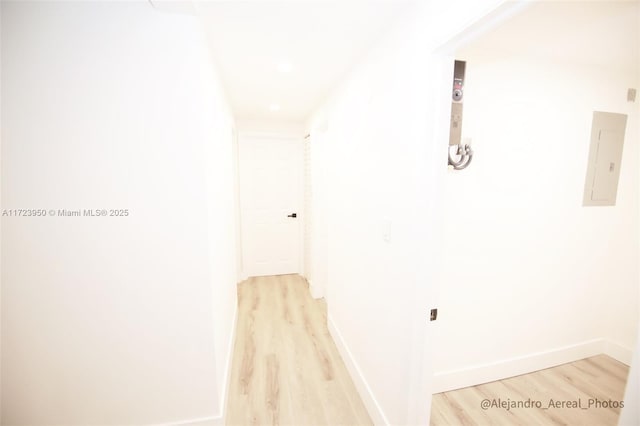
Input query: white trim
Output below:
<box><xmin>328</xmin><ymin>314</ymin><xmax>389</xmax><ymax>426</ymax></box>
<box><xmin>148</xmin><ymin>0</ymin><xmax>196</xmax><ymax>15</ymax></box>
<box><xmin>160</xmin><ymin>416</ymin><xmax>217</xmax><ymax>426</ymax></box>
<box><xmin>604</xmin><ymin>340</ymin><xmax>634</xmax><ymax>365</ymax></box>
<box><xmin>307</xmin><ymin>279</ymin><xmax>324</xmax><ymax>300</ymax></box>
<box><xmin>296</xmin><ymin>135</ymin><xmax>305</xmax><ymax>277</ymax></box>
<box><xmin>432</xmin><ymin>0</ymin><xmax>533</xmax><ymax>55</ymax></box>
<box><xmin>157</xmin><ymin>303</ymin><xmax>239</xmax><ymax>426</ymax></box>
<box><xmin>235</xmin><ymin>119</ymin><xmax>306</xmax><ymax>137</ymax></box>
<box><xmin>213</xmin><ymin>302</ymin><xmax>238</xmax><ymax>425</ymax></box>
<box><xmin>433</xmin><ymin>339</ymin><xmax>633</xmax><ymax>394</ymax></box>
<box><xmin>236</xmin><ymin>130</ymin><xmax>304</xmax><ymax>140</ymax></box>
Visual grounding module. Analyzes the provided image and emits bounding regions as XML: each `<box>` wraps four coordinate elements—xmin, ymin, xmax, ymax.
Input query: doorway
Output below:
<box><xmin>238</xmin><ymin>133</ymin><xmax>304</xmax><ymax>277</ymax></box>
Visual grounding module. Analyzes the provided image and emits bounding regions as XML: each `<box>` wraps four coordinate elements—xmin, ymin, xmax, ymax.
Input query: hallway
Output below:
<box><xmin>226</xmin><ymin>275</ymin><xmax>372</xmax><ymax>425</ymax></box>
<box><xmin>2</xmin><ymin>1</ymin><xmax>639</xmax><ymax>424</ymax></box>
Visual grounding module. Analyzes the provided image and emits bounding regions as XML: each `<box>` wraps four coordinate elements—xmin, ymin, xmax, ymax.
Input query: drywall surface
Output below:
<box><xmin>306</xmin><ymin>126</ymin><xmax>329</xmax><ymax>300</ymax></box>
<box><xmin>235</xmin><ymin>119</ymin><xmax>305</xmax><ymax>137</ymax></box>
<box><xmin>306</xmin><ymin>6</ymin><xmax>448</xmax><ymax>424</ymax></box>
<box><xmin>620</xmin><ymin>324</ymin><xmax>640</xmax><ymax>425</ymax></box>
<box><xmin>1</xmin><ymin>1</ymin><xmax>237</xmax><ymax>424</ymax></box>
<box><xmin>434</xmin><ymin>1</ymin><xmax>639</xmax><ymax>389</ymax></box>
<box><xmin>304</xmin><ymin>0</ymin><xmax>529</xmax><ymax>422</ymax></box>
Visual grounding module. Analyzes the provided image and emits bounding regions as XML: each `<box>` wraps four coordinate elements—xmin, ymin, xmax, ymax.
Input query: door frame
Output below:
<box><xmin>410</xmin><ymin>2</ymin><xmax>535</xmax><ymax>424</ymax></box>
<box><xmin>236</xmin><ymin>130</ymin><xmax>305</xmax><ymax>279</ymax></box>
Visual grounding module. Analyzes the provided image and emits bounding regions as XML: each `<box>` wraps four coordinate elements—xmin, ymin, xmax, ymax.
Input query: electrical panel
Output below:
<box><xmin>583</xmin><ymin>111</ymin><xmax>627</xmax><ymax>206</ymax></box>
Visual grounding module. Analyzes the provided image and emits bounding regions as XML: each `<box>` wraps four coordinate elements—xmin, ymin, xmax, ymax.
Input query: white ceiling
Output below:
<box><xmin>194</xmin><ymin>1</ymin><xmax>418</xmax><ymax>122</ymax></box>
<box><xmin>164</xmin><ymin>0</ymin><xmax>638</xmax><ymax>123</ymax></box>
<box><xmin>457</xmin><ymin>0</ymin><xmax>640</xmax><ymax>70</ymax></box>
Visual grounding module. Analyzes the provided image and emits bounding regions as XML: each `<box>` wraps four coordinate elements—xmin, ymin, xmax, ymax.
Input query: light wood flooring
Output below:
<box><xmin>431</xmin><ymin>355</ymin><xmax>630</xmax><ymax>426</ymax></box>
<box><xmin>225</xmin><ymin>275</ymin><xmax>630</xmax><ymax>425</ymax></box>
<box><xmin>225</xmin><ymin>274</ymin><xmax>373</xmax><ymax>426</ymax></box>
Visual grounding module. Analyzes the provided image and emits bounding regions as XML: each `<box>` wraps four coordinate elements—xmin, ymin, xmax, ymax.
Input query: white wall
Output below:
<box><xmin>306</xmin><ymin>0</ymin><xmax>639</xmax><ymax>422</ymax></box>
<box><xmin>305</xmin><ymin>5</ymin><xmax>452</xmax><ymax>424</ymax></box>
<box><xmin>304</xmin><ymin>0</ymin><xmax>526</xmax><ymax>422</ymax></box>
<box><xmin>1</xmin><ymin>2</ymin><xmax>237</xmax><ymax>424</ymax></box>
<box><xmin>433</xmin><ymin>1</ymin><xmax>639</xmax><ymax>391</ymax></box>
<box><xmin>306</xmin><ymin>124</ymin><xmax>329</xmax><ymax>299</ymax></box>
<box><xmin>235</xmin><ymin>119</ymin><xmax>305</xmax><ymax>137</ymax></box>
<box><xmin>0</xmin><ymin>1</ymin><xmax>3</xmax><ymax>418</ymax></box>
<box><xmin>619</xmin><ymin>324</ymin><xmax>640</xmax><ymax>425</ymax></box>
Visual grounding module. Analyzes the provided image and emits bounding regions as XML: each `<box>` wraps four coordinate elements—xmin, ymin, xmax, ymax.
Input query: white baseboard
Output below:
<box><xmin>162</xmin><ymin>417</ymin><xmax>217</xmax><ymax>426</ymax></box>
<box><xmin>307</xmin><ymin>278</ymin><xmax>324</xmax><ymax>299</ymax></box>
<box><xmin>328</xmin><ymin>314</ymin><xmax>389</xmax><ymax>426</ymax></box>
<box><xmin>160</xmin><ymin>301</ymin><xmax>239</xmax><ymax>426</ymax></box>
<box><xmin>212</xmin><ymin>301</ymin><xmax>239</xmax><ymax>425</ymax></box>
<box><xmin>604</xmin><ymin>340</ymin><xmax>633</xmax><ymax>365</ymax></box>
<box><xmin>433</xmin><ymin>338</ymin><xmax>633</xmax><ymax>394</ymax></box>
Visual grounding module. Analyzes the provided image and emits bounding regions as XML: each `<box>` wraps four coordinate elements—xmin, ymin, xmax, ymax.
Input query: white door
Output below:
<box><xmin>238</xmin><ymin>135</ymin><xmax>303</xmax><ymax>277</ymax></box>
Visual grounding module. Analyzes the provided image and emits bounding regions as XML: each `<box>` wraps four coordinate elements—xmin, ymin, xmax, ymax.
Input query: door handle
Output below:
<box><xmin>287</xmin><ymin>213</ymin><xmax>297</xmax><ymax>218</ymax></box>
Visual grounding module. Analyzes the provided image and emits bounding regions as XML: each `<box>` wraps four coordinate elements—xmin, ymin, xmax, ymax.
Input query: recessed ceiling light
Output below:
<box><xmin>277</xmin><ymin>62</ymin><xmax>293</xmax><ymax>73</ymax></box>
<box><xmin>269</xmin><ymin>103</ymin><xmax>281</xmax><ymax>112</ymax></box>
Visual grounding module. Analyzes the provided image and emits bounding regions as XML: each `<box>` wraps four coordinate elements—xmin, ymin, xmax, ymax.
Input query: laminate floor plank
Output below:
<box><xmin>431</xmin><ymin>355</ymin><xmax>630</xmax><ymax>426</ymax></box>
<box><xmin>226</xmin><ymin>274</ymin><xmax>373</xmax><ymax>426</ymax></box>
